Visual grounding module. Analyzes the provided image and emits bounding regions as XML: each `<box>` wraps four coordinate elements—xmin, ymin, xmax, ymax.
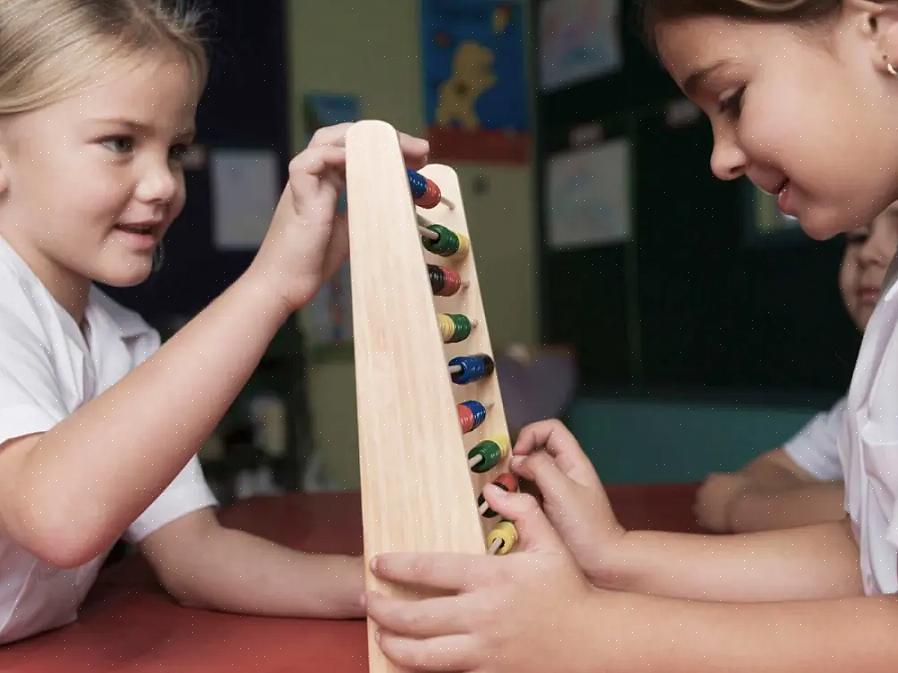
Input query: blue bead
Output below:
<box><xmin>449</xmin><ymin>355</ymin><xmax>495</xmax><ymax>384</ymax></box>
<box><xmin>407</xmin><ymin>168</ymin><xmax>427</xmax><ymax>198</ymax></box>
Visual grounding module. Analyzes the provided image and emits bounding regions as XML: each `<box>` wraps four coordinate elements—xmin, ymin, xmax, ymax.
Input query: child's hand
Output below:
<box><xmin>249</xmin><ymin>122</ymin><xmax>429</xmax><ymax>312</ymax></box>
<box><xmin>693</xmin><ymin>472</ymin><xmax>752</xmax><ymax>532</ymax></box>
<box><xmin>511</xmin><ymin>419</ymin><xmax>624</xmax><ymax>586</ymax></box>
<box><xmin>366</xmin><ymin>488</ymin><xmax>601</xmax><ymax>673</ymax></box>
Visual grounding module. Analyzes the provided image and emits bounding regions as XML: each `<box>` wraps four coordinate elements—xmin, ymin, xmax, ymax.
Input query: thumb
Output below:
<box><xmin>483</xmin><ymin>486</ymin><xmax>566</xmax><ymax>553</ymax></box>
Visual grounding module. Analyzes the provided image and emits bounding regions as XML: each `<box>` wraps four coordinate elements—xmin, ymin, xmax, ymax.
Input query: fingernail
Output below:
<box><xmin>510</xmin><ymin>456</ymin><xmax>525</xmax><ymax>469</ymax></box>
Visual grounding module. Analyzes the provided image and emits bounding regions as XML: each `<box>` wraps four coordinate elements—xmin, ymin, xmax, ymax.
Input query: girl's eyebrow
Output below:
<box><xmin>88</xmin><ymin>117</ymin><xmax>195</xmax><ymax>139</ymax></box>
<box><xmin>683</xmin><ymin>60</ymin><xmax>731</xmax><ymax>96</ymax></box>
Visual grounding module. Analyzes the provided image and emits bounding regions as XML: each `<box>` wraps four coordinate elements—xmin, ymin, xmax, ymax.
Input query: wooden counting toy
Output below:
<box><xmin>345</xmin><ymin>120</ymin><xmax>519</xmax><ymax>673</ymax></box>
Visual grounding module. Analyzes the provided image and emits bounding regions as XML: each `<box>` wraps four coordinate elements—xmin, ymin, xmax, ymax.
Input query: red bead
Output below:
<box><xmin>457</xmin><ymin>404</ymin><xmax>475</xmax><ymax>433</ymax></box>
<box><xmin>440</xmin><ymin>267</ymin><xmax>462</xmax><ymax>296</ymax></box>
<box><xmin>493</xmin><ymin>472</ymin><xmax>518</xmax><ymax>493</ymax></box>
<box><xmin>416</xmin><ymin>179</ymin><xmax>441</xmax><ymax>208</ymax></box>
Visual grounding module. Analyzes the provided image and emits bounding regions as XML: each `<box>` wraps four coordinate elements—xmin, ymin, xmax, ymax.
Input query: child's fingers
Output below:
<box><xmin>377</xmin><ymin>631</ymin><xmax>475</xmax><ymax>672</ymax></box>
<box><xmin>513</xmin><ymin>419</ymin><xmax>594</xmax><ymax>479</ymax></box>
<box><xmin>396</xmin><ymin>132</ymin><xmax>430</xmax><ymax>168</ymax></box>
<box><xmin>307</xmin><ymin>122</ymin><xmax>354</xmax><ymax>148</ymax></box>
<box><xmin>366</xmin><ymin>592</ymin><xmax>472</xmax><ymax>639</ymax></box>
<box><xmin>513</xmin><ymin>419</ymin><xmax>575</xmax><ymax>457</ymax></box>
<box><xmin>287</xmin><ymin>146</ymin><xmax>347</xmax><ymax>210</ymax></box>
<box><xmin>371</xmin><ymin>552</ymin><xmax>493</xmax><ymax>592</ymax></box>
<box><xmin>508</xmin><ymin>451</ymin><xmax>573</xmax><ymax>503</ymax></box>
<box><xmin>482</xmin><ymin>486</ymin><xmax>567</xmax><ymax>553</ymax></box>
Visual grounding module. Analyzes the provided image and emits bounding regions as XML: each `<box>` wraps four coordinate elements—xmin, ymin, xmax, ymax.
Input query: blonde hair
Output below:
<box><xmin>637</xmin><ymin>0</ymin><xmax>842</xmax><ymax>51</ymax></box>
<box><xmin>0</xmin><ymin>0</ymin><xmax>209</xmax><ymax>115</ymax></box>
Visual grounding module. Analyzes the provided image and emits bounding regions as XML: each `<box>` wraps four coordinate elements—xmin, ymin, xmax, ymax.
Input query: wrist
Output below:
<box><xmin>584</xmin><ymin>527</ymin><xmax>632</xmax><ymax>590</ymax></box>
<box><xmin>238</xmin><ymin>265</ymin><xmax>296</xmax><ymax>324</ymax></box>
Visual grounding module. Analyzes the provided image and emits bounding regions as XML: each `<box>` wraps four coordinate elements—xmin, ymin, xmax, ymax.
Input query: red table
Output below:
<box><xmin>0</xmin><ymin>485</ymin><xmax>702</xmax><ymax>671</ymax></box>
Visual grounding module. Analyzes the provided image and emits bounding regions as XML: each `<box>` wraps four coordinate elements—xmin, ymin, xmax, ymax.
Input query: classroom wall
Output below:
<box><xmin>286</xmin><ymin>0</ymin><xmax>537</xmax><ymax>488</ymax></box>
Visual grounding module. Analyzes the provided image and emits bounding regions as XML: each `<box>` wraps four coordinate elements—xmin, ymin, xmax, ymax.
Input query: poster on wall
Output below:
<box><xmin>210</xmin><ymin>149</ymin><xmax>280</xmax><ymax>250</ymax></box>
<box><xmin>546</xmin><ymin>139</ymin><xmax>631</xmax><ymax>249</ymax></box>
<box><xmin>302</xmin><ymin>93</ymin><xmax>362</xmax><ymax>347</ymax></box>
<box><xmin>539</xmin><ymin>0</ymin><xmax>621</xmax><ymax>91</ymax></box>
<box><xmin>421</xmin><ymin>0</ymin><xmax>530</xmax><ymax>164</ymax></box>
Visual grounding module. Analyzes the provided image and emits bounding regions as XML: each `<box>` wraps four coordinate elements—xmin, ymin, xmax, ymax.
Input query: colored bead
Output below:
<box><xmin>407</xmin><ymin>169</ymin><xmax>442</xmax><ymax>208</ymax></box>
<box><xmin>420</xmin><ymin>180</ymin><xmax>442</xmax><ymax>208</ymax></box>
<box><xmin>422</xmin><ymin>224</ymin><xmax>469</xmax><ymax>260</ymax></box>
<box><xmin>457</xmin><ymin>400</ymin><xmax>487</xmax><ymax>433</ymax></box>
<box><xmin>486</xmin><ymin>520</ymin><xmax>518</xmax><ymax>555</ymax></box>
<box><xmin>449</xmin><ymin>354</ymin><xmax>494</xmax><ymax>384</ymax></box>
<box><xmin>428</xmin><ymin>264</ymin><xmax>463</xmax><ymax>297</ymax></box>
<box><xmin>437</xmin><ymin>313</ymin><xmax>473</xmax><ymax>343</ymax></box>
<box><xmin>467</xmin><ymin>437</ymin><xmax>509</xmax><ymax>473</ymax></box>
<box><xmin>407</xmin><ymin>169</ymin><xmax>427</xmax><ymax>198</ymax></box>
<box><xmin>478</xmin><ymin>472</ymin><xmax>519</xmax><ymax>518</ymax></box>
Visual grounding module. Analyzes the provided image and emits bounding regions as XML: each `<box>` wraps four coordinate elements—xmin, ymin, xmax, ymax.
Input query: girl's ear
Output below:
<box><xmin>850</xmin><ymin>0</ymin><xmax>898</xmax><ymax>75</ymax></box>
<box><xmin>0</xmin><ymin>154</ymin><xmax>10</xmax><ymax>196</ymax></box>
<box><xmin>0</xmin><ymin>127</ymin><xmax>12</xmax><ymax>197</ymax></box>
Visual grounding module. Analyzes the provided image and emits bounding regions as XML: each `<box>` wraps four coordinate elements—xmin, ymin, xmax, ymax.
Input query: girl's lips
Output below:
<box><xmin>857</xmin><ymin>287</ymin><xmax>881</xmax><ymax>305</ymax></box>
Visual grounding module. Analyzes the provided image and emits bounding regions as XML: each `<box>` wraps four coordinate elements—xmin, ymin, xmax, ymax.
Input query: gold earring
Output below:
<box><xmin>884</xmin><ymin>54</ymin><xmax>898</xmax><ymax>77</ymax></box>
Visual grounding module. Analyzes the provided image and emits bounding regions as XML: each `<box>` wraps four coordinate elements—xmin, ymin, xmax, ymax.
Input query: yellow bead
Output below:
<box><xmin>493</xmin><ymin>436</ymin><xmax>510</xmax><ymax>460</ymax></box>
<box><xmin>437</xmin><ymin>313</ymin><xmax>454</xmax><ymax>342</ymax></box>
<box><xmin>486</xmin><ymin>520</ymin><xmax>518</xmax><ymax>555</ymax></box>
<box><xmin>454</xmin><ymin>233</ymin><xmax>470</xmax><ymax>260</ymax></box>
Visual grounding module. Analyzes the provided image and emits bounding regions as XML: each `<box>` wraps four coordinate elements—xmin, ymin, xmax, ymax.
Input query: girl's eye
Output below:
<box><xmin>717</xmin><ymin>87</ymin><xmax>745</xmax><ymax>117</ymax></box>
<box><xmin>101</xmin><ymin>136</ymin><xmax>134</xmax><ymax>154</ymax></box>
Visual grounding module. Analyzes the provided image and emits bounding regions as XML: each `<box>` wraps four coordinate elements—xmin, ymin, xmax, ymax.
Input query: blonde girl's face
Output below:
<box><xmin>655</xmin><ymin>2</ymin><xmax>898</xmax><ymax>241</ymax></box>
<box><xmin>0</xmin><ymin>52</ymin><xmax>199</xmax><ymax>290</ymax></box>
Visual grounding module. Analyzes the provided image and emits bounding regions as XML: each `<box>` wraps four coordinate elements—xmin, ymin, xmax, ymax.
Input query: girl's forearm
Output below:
<box><xmin>600</xmin><ymin>518</ymin><xmax>862</xmax><ymax>601</ymax></box>
<box><xmin>587</xmin><ymin>591</ymin><xmax>898</xmax><ymax>673</ymax></box>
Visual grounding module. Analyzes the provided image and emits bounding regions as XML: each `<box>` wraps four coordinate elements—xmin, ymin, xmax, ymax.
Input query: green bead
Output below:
<box><xmin>422</xmin><ymin>224</ymin><xmax>460</xmax><ymax>257</ymax></box>
<box><xmin>468</xmin><ymin>440</ymin><xmax>501</xmax><ymax>473</ymax></box>
<box><xmin>446</xmin><ymin>314</ymin><xmax>472</xmax><ymax>343</ymax></box>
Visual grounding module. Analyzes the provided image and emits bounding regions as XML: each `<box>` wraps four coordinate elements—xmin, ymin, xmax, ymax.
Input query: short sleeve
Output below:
<box><xmin>0</xmin><ymin>306</ymin><xmax>68</xmax><ymax>446</ymax></box>
<box><xmin>783</xmin><ymin>397</ymin><xmax>846</xmax><ymax>481</ymax></box>
<box><xmin>124</xmin><ymin>456</ymin><xmax>219</xmax><ymax>543</ymax></box>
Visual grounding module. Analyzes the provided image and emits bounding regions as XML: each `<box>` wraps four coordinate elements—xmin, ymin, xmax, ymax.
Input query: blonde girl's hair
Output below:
<box><xmin>0</xmin><ymin>0</ymin><xmax>209</xmax><ymax>115</ymax></box>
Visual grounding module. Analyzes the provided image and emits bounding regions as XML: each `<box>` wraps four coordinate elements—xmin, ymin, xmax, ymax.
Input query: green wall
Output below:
<box><xmin>286</xmin><ymin>0</ymin><xmax>537</xmax><ymax>488</ymax></box>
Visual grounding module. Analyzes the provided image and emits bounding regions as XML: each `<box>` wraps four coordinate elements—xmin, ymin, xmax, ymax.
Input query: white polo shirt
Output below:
<box><xmin>783</xmin><ymin>397</ymin><xmax>845</xmax><ymax>481</ymax></box>
<box><xmin>842</xmin><ymin>254</ymin><xmax>898</xmax><ymax>595</ymax></box>
<box><xmin>0</xmin><ymin>235</ymin><xmax>217</xmax><ymax>643</ymax></box>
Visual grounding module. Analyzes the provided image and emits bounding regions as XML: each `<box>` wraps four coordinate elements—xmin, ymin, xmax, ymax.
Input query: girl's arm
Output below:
<box><xmin>139</xmin><ymin>508</ymin><xmax>364</xmax><ymax>618</ymax></box>
<box><xmin>366</xmin><ymin>488</ymin><xmax>897</xmax><ymax>673</ymax></box>
<box><xmin>0</xmin><ymin>272</ymin><xmax>289</xmax><ymax>567</ymax></box>
<box><xmin>511</xmin><ymin>420</ymin><xmax>862</xmax><ymax>602</ymax></box>
<box><xmin>0</xmin><ymin>125</ymin><xmax>429</xmax><ymax>567</ymax></box>
<box><xmin>603</xmin><ymin>517</ymin><xmax>862</xmax><ymax>601</ymax></box>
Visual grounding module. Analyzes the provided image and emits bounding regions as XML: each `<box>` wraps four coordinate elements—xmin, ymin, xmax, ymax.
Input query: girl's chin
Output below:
<box><xmin>95</xmin><ymin>263</ymin><xmax>154</xmax><ymax>288</ymax></box>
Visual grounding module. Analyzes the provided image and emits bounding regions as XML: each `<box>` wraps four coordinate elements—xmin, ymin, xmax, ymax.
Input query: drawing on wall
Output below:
<box><xmin>421</xmin><ymin>0</ymin><xmax>529</xmax><ymax>163</ymax></box>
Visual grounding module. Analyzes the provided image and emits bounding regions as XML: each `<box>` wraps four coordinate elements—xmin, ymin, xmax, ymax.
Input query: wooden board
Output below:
<box><xmin>345</xmin><ymin>120</ymin><xmax>511</xmax><ymax>673</ymax></box>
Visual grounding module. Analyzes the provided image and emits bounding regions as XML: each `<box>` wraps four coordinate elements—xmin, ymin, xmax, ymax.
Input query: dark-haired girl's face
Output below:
<box><xmin>656</xmin><ymin>5</ymin><xmax>898</xmax><ymax>241</ymax></box>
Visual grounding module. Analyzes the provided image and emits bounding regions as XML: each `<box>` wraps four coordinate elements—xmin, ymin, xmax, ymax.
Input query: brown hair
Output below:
<box><xmin>637</xmin><ymin>0</ymin><xmax>841</xmax><ymax>52</ymax></box>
